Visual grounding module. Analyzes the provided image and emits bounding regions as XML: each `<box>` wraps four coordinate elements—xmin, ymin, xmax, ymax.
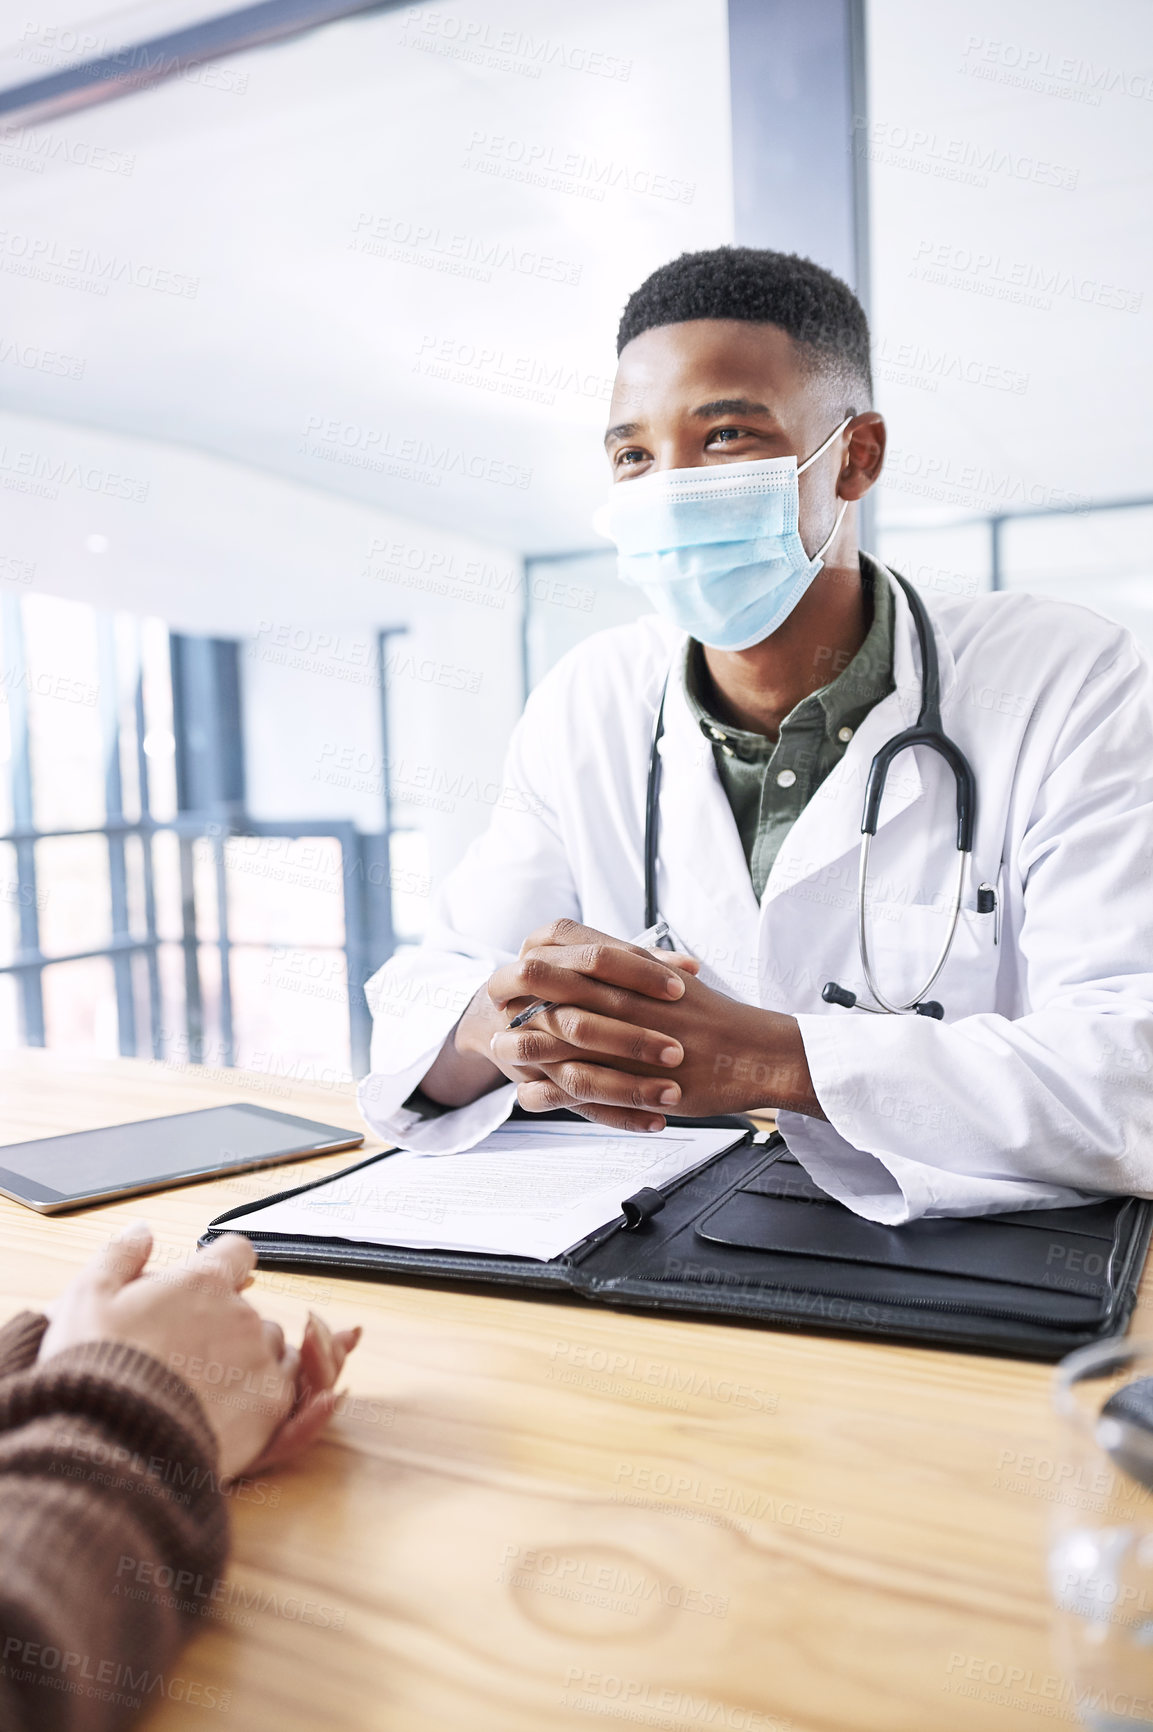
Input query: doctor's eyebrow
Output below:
<box><xmin>603</xmin><ymin>398</ymin><xmax>781</xmax><ymax>448</ymax></box>
<box><xmin>691</xmin><ymin>397</ymin><xmax>777</xmax><ymax>420</ymax></box>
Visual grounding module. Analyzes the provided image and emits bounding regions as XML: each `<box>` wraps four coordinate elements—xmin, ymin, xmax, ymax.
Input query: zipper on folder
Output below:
<box><xmin>612</xmin><ymin>1272</ymin><xmax>1112</xmax><ymax>1328</ymax></box>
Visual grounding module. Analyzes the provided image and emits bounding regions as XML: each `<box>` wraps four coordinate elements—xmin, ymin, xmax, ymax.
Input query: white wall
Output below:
<box><xmin>867</xmin><ymin>0</ymin><xmax>1153</xmax><ymax>640</ymax></box>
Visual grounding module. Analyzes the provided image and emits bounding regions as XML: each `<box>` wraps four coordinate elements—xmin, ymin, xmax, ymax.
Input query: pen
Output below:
<box><xmin>506</xmin><ymin>920</ymin><xmax>674</xmax><ymax>1029</ymax></box>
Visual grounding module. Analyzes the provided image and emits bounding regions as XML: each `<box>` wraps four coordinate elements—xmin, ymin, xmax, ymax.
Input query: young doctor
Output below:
<box><xmin>359</xmin><ymin>247</ymin><xmax>1153</xmax><ymax>1224</ymax></box>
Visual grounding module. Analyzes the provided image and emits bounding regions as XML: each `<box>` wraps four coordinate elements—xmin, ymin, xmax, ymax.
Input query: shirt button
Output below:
<box><xmin>776</xmin><ymin>768</ymin><xmax>797</xmax><ymax>788</ymax></box>
<box><xmin>838</xmin><ymin>725</ymin><xmax>854</xmax><ymax>743</ymax></box>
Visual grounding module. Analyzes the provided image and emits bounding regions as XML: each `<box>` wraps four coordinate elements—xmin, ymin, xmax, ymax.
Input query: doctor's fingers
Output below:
<box><xmin>488</xmin><ymin>948</ymin><xmax>686</xmax><ymax>1014</ymax></box>
<box><xmin>516</xmin><ymin>1070</ymin><xmax>675</xmax><ymax>1133</ymax></box>
<box><xmin>519</xmin><ymin>1060</ymin><xmax>681</xmax><ymax>1116</ymax></box>
<box><xmin>518</xmin><ymin>1085</ymin><xmax>670</xmax><ymax>1136</ymax></box>
<box><xmin>521</xmin><ymin>917</ymin><xmax>700</xmax><ymax>975</ymax></box>
<box><xmin>491</xmin><ymin>1009</ymin><xmax>682</xmax><ymax>1071</ymax></box>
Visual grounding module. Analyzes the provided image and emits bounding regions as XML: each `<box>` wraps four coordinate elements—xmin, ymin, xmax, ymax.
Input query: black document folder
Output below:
<box><xmin>201</xmin><ymin>1121</ymin><xmax>1153</xmax><ymax>1362</ymax></box>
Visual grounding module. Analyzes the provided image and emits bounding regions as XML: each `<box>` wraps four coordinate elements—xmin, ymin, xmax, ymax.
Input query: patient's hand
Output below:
<box><xmin>39</xmin><ymin>1223</ymin><xmax>361</xmax><ymax>1479</ymax></box>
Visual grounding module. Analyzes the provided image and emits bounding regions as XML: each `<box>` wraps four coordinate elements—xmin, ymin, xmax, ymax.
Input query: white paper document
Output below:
<box><xmin>237</xmin><ymin>1121</ymin><xmax>740</xmax><ymax>1261</ymax></box>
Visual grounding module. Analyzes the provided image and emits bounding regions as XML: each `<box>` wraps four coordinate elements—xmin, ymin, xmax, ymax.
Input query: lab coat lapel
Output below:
<box><xmin>654</xmin><ymin>663</ymin><xmax>763</xmax><ymax>998</ymax></box>
<box><xmin>765</xmin><ymin>570</ymin><xmax>950</xmax><ymax>903</ymax></box>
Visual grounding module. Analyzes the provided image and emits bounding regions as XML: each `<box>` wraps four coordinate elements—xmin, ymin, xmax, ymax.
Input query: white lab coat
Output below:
<box><xmin>358</xmin><ymin>571</ymin><xmax>1153</xmax><ymax>1223</ymax></box>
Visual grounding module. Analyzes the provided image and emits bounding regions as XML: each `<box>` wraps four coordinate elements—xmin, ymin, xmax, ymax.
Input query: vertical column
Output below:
<box><xmin>97</xmin><ymin>616</ymin><xmax>137</xmax><ymax>1057</ymax></box>
<box><xmin>1</xmin><ymin>593</ymin><xmax>44</xmax><ymax>1045</ymax></box>
<box><xmin>348</xmin><ymin>629</ymin><xmax>403</xmax><ymax>1065</ymax></box>
<box><xmin>518</xmin><ymin>556</ymin><xmax>531</xmax><ymax>706</ymax></box>
<box><xmin>132</xmin><ymin>622</ymin><xmax>164</xmax><ymax>1058</ymax></box>
<box><xmin>989</xmin><ymin>517</ymin><xmax>1005</xmax><ymax>592</ymax></box>
<box><xmin>336</xmin><ymin>630</ymin><xmax>403</xmax><ymax>1075</ymax></box>
<box><xmin>170</xmin><ymin>636</ymin><xmax>246</xmax><ymax>814</ymax></box>
<box><xmin>169</xmin><ymin>634</ymin><xmax>244</xmax><ymax>1064</ymax></box>
<box><xmin>728</xmin><ymin>0</ymin><xmax>874</xmax><ymax>544</ymax></box>
<box><xmin>728</xmin><ymin>0</ymin><xmax>870</xmax><ymax>298</ymax></box>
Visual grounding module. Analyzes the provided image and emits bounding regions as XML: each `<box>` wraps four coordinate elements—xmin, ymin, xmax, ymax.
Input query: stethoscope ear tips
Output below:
<box><xmin>914</xmin><ymin>1000</ymin><xmax>945</xmax><ymax>1020</ymax></box>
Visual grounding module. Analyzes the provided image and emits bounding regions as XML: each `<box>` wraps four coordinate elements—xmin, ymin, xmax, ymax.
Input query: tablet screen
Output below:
<box><xmin>0</xmin><ymin>1104</ymin><xmax>362</xmax><ymax>1211</ymax></box>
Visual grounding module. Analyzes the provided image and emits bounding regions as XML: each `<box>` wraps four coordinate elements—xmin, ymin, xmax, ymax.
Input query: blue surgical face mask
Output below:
<box><xmin>593</xmin><ymin>418</ymin><xmax>851</xmax><ymax>651</ymax></box>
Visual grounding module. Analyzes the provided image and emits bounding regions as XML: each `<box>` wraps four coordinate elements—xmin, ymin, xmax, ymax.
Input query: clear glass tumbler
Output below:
<box><xmin>1052</xmin><ymin>1338</ymin><xmax>1153</xmax><ymax>1731</ymax></box>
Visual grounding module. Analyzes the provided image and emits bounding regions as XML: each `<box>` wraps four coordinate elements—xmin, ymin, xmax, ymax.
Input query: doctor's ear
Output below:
<box><xmin>835</xmin><ymin>412</ymin><xmax>886</xmax><ymax>501</ymax></box>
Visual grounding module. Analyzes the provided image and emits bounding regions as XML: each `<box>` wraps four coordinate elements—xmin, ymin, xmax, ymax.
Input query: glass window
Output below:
<box><xmin>36</xmin><ymin>836</ymin><xmax>114</xmax><ymax>959</ymax></box>
<box><xmin>225</xmin><ymin>836</ymin><xmax>346</xmax><ymax>949</ymax></box>
<box><xmin>231</xmin><ymin>945</ymin><xmax>352</xmax><ymax>1081</ymax></box>
<box><xmin>0</xmin><ymin>841</ymin><xmax>19</xmax><ymax>968</ymax></box>
<box><xmin>41</xmin><ymin>958</ymin><xmax>119</xmax><ymax>1057</ymax></box>
<box><xmin>22</xmin><ymin>596</ymin><xmax>104</xmax><ymax>834</ymax></box>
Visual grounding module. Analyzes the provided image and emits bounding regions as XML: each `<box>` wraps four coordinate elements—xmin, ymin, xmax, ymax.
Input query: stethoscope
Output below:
<box><xmin>643</xmin><ymin>569</ymin><xmax>978</xmax><ymax>1020</ymax></box>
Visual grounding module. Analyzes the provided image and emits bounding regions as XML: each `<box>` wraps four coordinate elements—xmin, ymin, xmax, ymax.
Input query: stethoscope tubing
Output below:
<box><xmin>643</xmin><ymin>680</ymin><xmax>668</xmax><ymax>935</ymax></box>
<box><xmin>857</xmin><ymin>832</ymin><xmax>969</xmax><ymax>1013</ymax></box>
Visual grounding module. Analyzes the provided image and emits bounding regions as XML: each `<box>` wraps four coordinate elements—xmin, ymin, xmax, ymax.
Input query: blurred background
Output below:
<box><xmin>0</xmin><ymin>0</ymin><xmax>1149</xmax><ymax>1088</ymax></box>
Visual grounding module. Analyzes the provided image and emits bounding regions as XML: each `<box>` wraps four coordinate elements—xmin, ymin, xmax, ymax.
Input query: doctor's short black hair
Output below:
<box><xmin>616</xmin><ymin>246</ymin><xmax>873</xmax><ymax>404</ymax></box>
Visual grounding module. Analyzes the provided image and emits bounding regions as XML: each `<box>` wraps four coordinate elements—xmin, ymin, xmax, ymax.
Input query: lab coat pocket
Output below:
<box><xmin>864</xmin><ymin>903</ymin><xmax>1000</xmax><ymax>1020</ymax></box>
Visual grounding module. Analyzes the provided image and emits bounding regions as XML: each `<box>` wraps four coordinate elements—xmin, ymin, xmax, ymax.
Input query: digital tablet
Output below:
<box><xmin>0</xmin><ymin>1104</ymin><xmax>365</xmax><ymax>1214</ymax></box>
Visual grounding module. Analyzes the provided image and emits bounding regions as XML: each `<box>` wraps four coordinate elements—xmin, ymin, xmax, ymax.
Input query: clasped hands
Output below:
<box><xmin>454</xmin><ymin>918</ymin><xmax>820</xmax><ymax>1132</ymax></box>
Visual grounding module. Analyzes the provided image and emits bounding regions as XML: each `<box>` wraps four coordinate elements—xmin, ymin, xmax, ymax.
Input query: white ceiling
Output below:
<box><xmin>0</xmin><ymin>0</ymin><xmax>732</xmax><ymax>560</ymax></box>
<box><xmin>0</xmin><ymin>0</ymin><xmax>242</xmax><ymax>87</ymax></box>
<box><xmin>0</xmin><ymin>0</ymin><xmax>1149</xmax><ymax>600</ymax></box>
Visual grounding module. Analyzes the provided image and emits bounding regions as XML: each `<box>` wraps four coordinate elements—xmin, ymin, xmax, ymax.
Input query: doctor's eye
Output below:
<box><xmin>613</xmin><ymin>447</ymin><xmax>650</xmax><ymax>469</ymax></box>
<box><xmin>705</xmin><ymin>426</ymin><xmax>746</xmax><ymax>447</ymax></box>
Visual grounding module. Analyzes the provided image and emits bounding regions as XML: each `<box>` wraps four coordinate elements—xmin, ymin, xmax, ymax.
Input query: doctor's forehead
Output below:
<box><xmin>606</xmin><ymin>319</ymin><xmax>810</xmax><ymax>429</ymax></box>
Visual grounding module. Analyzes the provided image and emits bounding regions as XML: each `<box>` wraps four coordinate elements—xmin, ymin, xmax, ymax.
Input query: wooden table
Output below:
<box><xmin>2</xmin><ymin>1049</ymin><xmax>1146</xmax><ymax>1732</ymax></box>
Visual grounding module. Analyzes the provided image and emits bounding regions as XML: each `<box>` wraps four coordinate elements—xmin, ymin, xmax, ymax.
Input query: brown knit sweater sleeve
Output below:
<box><xmin>0</xmin><ymin>1310</ymin><xmax>230</xmax><ymax>1732</ymax></box>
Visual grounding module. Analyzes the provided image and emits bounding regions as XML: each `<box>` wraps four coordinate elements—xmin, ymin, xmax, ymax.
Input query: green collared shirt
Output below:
<box><xmin>683</xmin><ymin>556</ymin><xmax>896</xmax><ymax>900</ymax></box>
